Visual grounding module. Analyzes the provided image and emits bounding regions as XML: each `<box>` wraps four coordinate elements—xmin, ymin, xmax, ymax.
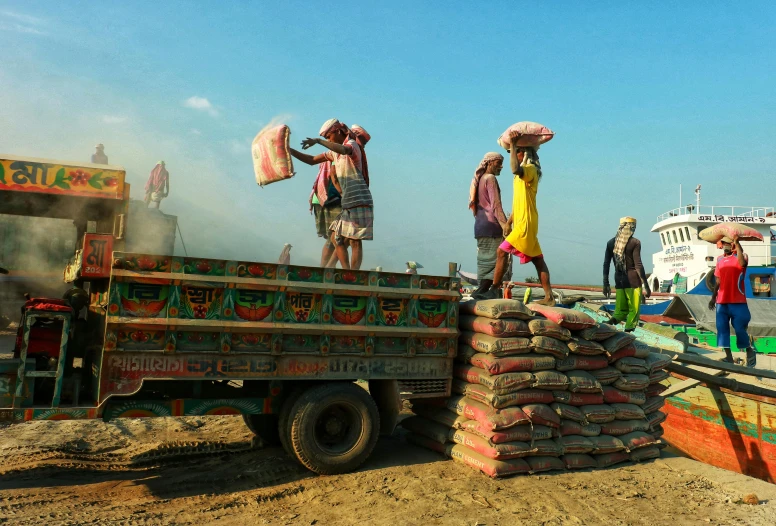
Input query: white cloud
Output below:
<box><xmin>190</xmin><ymin>128</ymin><xmax>202</xmax><ymax>136</ymax></box>
<box><xmin>0</xmin><ymin>10</ymin><xmax>46</xmax><ymax>35</ymax></box>
<box><xmin>101</xmin><ymin>115</ymin><xmax>129</xmax><ymax>124</ymax></box>
<box><xmin>183</xmin><ymin>96</ymin><xmax>219</xmax><ymax>117</ymax></box>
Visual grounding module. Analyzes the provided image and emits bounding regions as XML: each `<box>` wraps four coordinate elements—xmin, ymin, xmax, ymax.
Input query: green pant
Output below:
<box><xmin>613</xmin><ymin>288</ymin><xmax>641</xmax><ymax>330</ymax></box>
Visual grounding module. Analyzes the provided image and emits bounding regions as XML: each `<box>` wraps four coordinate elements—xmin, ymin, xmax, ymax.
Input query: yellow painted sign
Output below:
<box><xmin>0</xmin><ymin>156</ymin><xmax>125</xmax><ymax>199</ymax></box>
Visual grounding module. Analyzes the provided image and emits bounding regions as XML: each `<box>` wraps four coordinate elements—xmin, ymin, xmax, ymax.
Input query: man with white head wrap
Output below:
<box><xmin>290</xmin><ymin>119</ymin><xmax>373</xmax><ymax>270</ymax></box>
<box><xmin>469</xmin><ymin>152</ymin><xmax>510</xmax><ymax>296</ymax></box>
<box><xmin>603</xmin><ymin>216</ymin><xmax>651</xmax><ymax>331</ymax></box>
<box><xmin>91</xmin><ymin>144</ymin><xmax>108</xmax><ymax>165</ymax></box>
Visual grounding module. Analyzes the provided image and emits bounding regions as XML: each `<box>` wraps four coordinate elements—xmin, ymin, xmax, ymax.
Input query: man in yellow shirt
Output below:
<box><xmin>479</xmin><ymin>133</ymin><xmax>555</xmax><ymax>306</ymax></box>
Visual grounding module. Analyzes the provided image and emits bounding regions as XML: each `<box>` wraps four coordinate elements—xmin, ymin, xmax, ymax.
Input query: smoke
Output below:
<box><xmin>255</xmin><ymin>114</ymin><xmax>295</xmax><ymax>138</ymax></box>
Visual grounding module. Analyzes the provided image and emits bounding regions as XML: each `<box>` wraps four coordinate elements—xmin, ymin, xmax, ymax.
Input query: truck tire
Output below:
<box><xmin>242</xmin><ymin>414</ymin><xmax>281</xmax><ymax>446</ymax></box>
<box><xmin>289</xmin><ymin>382</ymin><xmax>380</xmax><ymax>475</ymax></box>
<box><xmin>278</xmin><ymin>387</ymin><xmax>306</xmax><ymax>458</ymax></box>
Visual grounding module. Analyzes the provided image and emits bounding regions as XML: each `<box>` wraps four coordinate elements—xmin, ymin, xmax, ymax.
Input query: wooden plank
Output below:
<box><xmin>666</xmin><ymin>363</ymin><xmax>776</xmax><ymax>399</ymax></box>
<box><xmin>662</xmin><ymin>364</ymin><xmax>726</xmax><ymax>398</ymax></box>
<box><xmin>668</xmin><ymin>350</ymin><xmax>776</xmax><ymax>381</ymax></box>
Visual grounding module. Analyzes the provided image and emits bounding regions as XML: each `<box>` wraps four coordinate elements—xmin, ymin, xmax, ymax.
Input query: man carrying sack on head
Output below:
<box><xmin>603</xmin><ymin>217</ymin><xmax>651</xmax><ymax>332</ymax></box>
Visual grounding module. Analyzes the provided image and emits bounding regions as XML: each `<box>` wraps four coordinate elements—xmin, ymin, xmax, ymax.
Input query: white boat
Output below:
<box><xmin>649</xmin><ymin>186</ymin><xmax>776</xmax><ymax>294</ymax></box>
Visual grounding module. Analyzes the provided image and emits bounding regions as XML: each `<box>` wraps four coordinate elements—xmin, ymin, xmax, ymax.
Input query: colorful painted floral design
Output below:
<box><xmin>70</xmin><ymin>170</ymin><xmax>91</xmax><ymax>186</ymax></box>
<box><xmin>295</xmin><ymin>310</ymin><xmax>309</xmax><ymax>322</ymax></box>
<box><xmin>385</xmin><ymin>313</ymin><xmax>398</xmax><ymax>325</ymax></box>
<box><xmin>104</xmin><ymin>177</ymin><xmax>118</xmax><ymax>187</ymax></box>
<box><xmin>194</xmin><ymin>305</ymin><xmax>207</xmax><ymax>318</ymax></box>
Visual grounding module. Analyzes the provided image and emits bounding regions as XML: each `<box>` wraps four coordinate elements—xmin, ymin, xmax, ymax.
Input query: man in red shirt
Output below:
<box><xmin>708</xmin><ymin>235</ymin><xmax>755</xmax><ymax>366</ymax></box>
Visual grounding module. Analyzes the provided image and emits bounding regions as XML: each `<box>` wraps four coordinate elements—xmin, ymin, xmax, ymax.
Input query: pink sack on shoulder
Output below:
<box><xmin>497</xmin><ymin>121</ymin><xmax>555</xmax><ymax>150</ymax></box>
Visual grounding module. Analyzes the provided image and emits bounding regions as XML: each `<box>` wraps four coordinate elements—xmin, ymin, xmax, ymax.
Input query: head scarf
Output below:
<box><xmin>468</xmin><ymin>152</ymin><xmax>504</xmax><ymax>216</ymax></box>
<box><xmin>613</xmin><ymin>217</ymin><xmax>637</xmax><ymax>273</ymax></box>
<box><xmin>351</xmin><ymin>124</ymin><xmax>370</xmax><ymax>187</ymax></box>
<box><xmin>516</xmin><ymin>147</ymin><xmax>542</xmax><ymax>179</ymax></box>
<box><xmin>145</xmin><ymin>162</ymin><xmax>169</xmax><ymax>193</ymax></box>
<box><xmin>278</xmin><ymin>243</ymin><xmax>292</xmax><ymax>265</ymax></box>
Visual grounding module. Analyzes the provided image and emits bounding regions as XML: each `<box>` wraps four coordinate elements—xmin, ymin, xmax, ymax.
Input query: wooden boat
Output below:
<box><xmin>574</xmin><ymin>302</ymin><xmax>776</xmax><ymax>484</ymax></box>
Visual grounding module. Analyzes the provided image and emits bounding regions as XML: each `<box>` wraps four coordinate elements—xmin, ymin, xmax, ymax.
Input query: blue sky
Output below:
<box><xmin>1</xmin><ymin>1</ymin><xmax>774</xmax><ymax>284</ymax></box>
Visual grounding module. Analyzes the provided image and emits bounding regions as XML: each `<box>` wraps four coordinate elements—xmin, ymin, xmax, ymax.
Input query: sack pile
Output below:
<box><xmin>403</xmin><ymin>299</ymin><xmax>671</xmax><ymax>478</ymax></box>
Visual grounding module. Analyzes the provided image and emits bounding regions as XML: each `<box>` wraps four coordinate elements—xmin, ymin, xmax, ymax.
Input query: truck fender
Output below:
<box><xmin>368</xmin><ymin>379</ymin><xmax>401</xmax><ymax>436</ymax></box>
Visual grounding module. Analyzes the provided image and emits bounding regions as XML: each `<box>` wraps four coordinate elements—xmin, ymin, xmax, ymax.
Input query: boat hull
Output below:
<box><xmin>663</xmin><ymin>376</ymin><xmax>776</xmax><ymax>483</ymax></box>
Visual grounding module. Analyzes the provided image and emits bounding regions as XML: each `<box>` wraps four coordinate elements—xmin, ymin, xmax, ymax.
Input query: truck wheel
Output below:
<box><xmin>242</xmin><ymin>414</ymin><xmax>281</xmax><ymax>446</ymax></box>
<box><xmin>278</xmin><ymin>387</ymin><xmax>306</xmax><ymax>458</ymax></box>
<box><xmin>289</xmin><ymin>382</ymin><xmax>380</xmax><ymax>475</ymax></box>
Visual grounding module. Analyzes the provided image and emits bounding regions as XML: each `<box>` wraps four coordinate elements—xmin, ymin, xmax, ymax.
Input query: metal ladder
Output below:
<box><xmin>13</xmin><ymin>310</ymin><xmax>72</xmax><ymax>408</ymax></box>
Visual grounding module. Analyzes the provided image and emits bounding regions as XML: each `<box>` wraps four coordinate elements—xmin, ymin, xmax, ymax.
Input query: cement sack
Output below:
<box><xmin>526</xmin><ymin>456</ymin><xmax>566</xmax><ymax>474</ymax></box>
<box><xmin>614</xmin><ymin>374</ymin><xmax>650</xmax><ymax>392</ymax></box>
<box><xmin>646</xmin><ymin>410</ymin><xmax>667</xmax><ymax>430</ymax></box>
<box><xmin>553</xmin><ymin>391</ymin><xmax>605</xmax><ymax>406</ymax></box>
<box><xmin>603</xmin><ymin>386</ymin><xmax>647</xmax><ymax>405</ymax></box>
<box><xmin>530</xmin><ymin>439</ymin><xmax>563</xmax><ymax>457</ymax></box>
<box><xmin>459</xmin><ymin>331</ymin><xmax>531</xmax><ymax>356</ymax></box>
<box><xmin>532</xmin><ymin>370</ymin><xmax>570</xmax><ymax>391</ymax></box>
<box><xmin>577</xmin><ymin>324</ymin><xmax>618</xmax><ymax>342</ymax></box>
<box><xmin>642</xmin><ymin>396</ymin><xmax>666</xmax><ymax>414</ymax></box>
<box><xmin>448</xmin><ymin>444</ymin><xmax>531</xmax><ymax>478</ymax></box>
<box><xmin>699</xmin><ymin>222</ymin><xmax>763</xmax><ymax>243</ymax></box>
<box><xmin>581</xmin><ymin>404</ymin><xmax>616</xmax><ymax>424</ymax></box>
<box><xmin>522</xmin><ymin>403</ymin><xmax>562</xmax><ymax>428</ymax></box>
<box><xmin>459</xmin><ymin>348</ymin><xmax>556</xmax><ymax>374</ymax></box>
<box><xmin>550</xmin><ymin>402</ymin><xmax>587</xmax><ymax>424</ymax></box>
<box><xmin>567</xmin><ymin>337</ymin><xmax>606</xmax><ymax>356</ymax></box>
<box><xmin>649</xmin><ymin>369</ymin><xmax>671</xmax><ymax>384</ymax></box>
<box><xmin>602</xmin><ymin>332</ymin><xmax>637</xmax><ymax>354</ymax></box>
<box><xmin>451</xmin><ymin>429</ymin><xmax>536</xmax><ymax>459</ymax></box>
<box><xmin>652</xmin><ymin>424</ymin><xmax>665</xmax><ymax>439</ymax></box>
<box><xmin>600</xmin><ymin>419</ymin><xmax>651</xmax><ymax>436</ymax></box>
<box><xmin>497</xmin><ymin>121</ymin><xmax>555</xmax><ymax>150</ymax></box>
<box><xmin>459</xmin><ymin>315</ymin><xmax>530</xmax><ymax>337</ymax></box>
<box><xmin>595</xmin><ymin>451</ymin><xmax>630</xmax><ymax>468</ymax></box>
<box><xmin>645</xmin><ymin>383</ymin><xmax>668</xmax><ymax>397</ymax></box>
<box><xmin>633</xmin><ymin>340</ymin><xmax>660</xmax><ymax>357</ymax></box>
<box><xmin>560</xmin><ymin>419</ymin><xmax>601</xmax><ymax>438</ymax></box>
<box><xmin>619</xmin><ymin>431</ymin><xmax>658</xmax><ymax>450</ymax></box>
<box><xmin>556</xmin><ymin>435</ymin><xmax>595</xmax><ymax>454</ymax></box>
<box><xmin>566</xmin><ymin>370</ymin><xmax>603</xmax><ymax>393</ymax></box>
<box><xmin>528</xmin><ymin>304</ymin><xmax>596</xmax><ymax>330</ymax></box>
<box><xmin>556</xmin><ymin>355</ymin><xmax>609</xmax><ymax>372</ymax></box>
<box><xmin>530</xmin><ymin>336</ymin><xmax>570</xmax><ymax>359</ymax></box>
<box><xmin>589</xmin><ymin>366</ymin><xmax>622</xmax><ymax>385</ymax></box>
<box><xmin>614</xmin><ymin>357</ymin><xmax>649</xmax><ymax>374</ymax></box>
<box><xmin>610</xmin><ymin>403</ymin><xmax>647</xmax><ymax>421</ymax></box>
<box><xmin>645</xmin><ymin>352</ymin><xmax>672</xmax><ymax>373</ymax></box>
<box><xmin>589</xmin><ymin>435</ymin><xmax>627</xmax><ymax>454</ymax></box>
<box><xmin>400</xmin><ymin>416</ymin><xmax>454</xmax><ymax>444</ymax></box>
<box><xmin>444</xmin><ymin>395</ymin><xmax>530</xmax><ymax>431</ymax></box>
<box><xmin>528</xmin><ymin>319</ymin><xmax>571</xmax><ymax>341</ymax></box>
<box><xmin>411</xmin><ymin>406</ymin><xmax>469</xmax><ymax>430</ymax></box>
<box><xmin>460</xmin><ymin>422</ymin><xmax>553</xmax><ymax>444</ymax></box>
<box><xmin>460</xmin><ymin>299</ymin><xmax>534</xmax><ymax>320</ymax></box>
<box><xmin>630</xmin><ymin>445</ymin><xmax>661</xmax><ymax>462</ymax></box>
<box><xmin>252</xmin><ymin>124</ymin><xmax>295</xmax><ymax>186</ymax></box>
<box><xmin>452</xmin><ymin>381</ymin><xmax>553</xmax><ymax>409</ymax></box>
<box><xmin>562</xmin><ymin>453</ymin><xmax>598</xmax><ymax>469</ymax></box>
<box><xmin>406</xmin><ymin>432</ymin><xmax>448</xmax><ymax>454</ymax></box>
<box><xmin>453</xmin><ymin>365</ymin><xmax>534</xmax><ymax>395</ymax></box>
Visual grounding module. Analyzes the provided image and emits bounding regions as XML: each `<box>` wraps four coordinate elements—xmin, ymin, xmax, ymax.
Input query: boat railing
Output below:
<box><xmin>657</xmin><ymin>205</ymin><xmax>775</xmax><ymax>222</ymax></box>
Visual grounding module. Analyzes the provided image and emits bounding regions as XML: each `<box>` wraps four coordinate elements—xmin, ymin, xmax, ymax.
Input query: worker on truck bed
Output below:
<box><xmin>290</xmin><ymin>119</ymin><xmax>373</xmax><ymax>270</ymax></box>
<box><xmin>309</xmin><ymin>161</ymin><xmax>341</xmax><ymax>267</ymax></box>
<box><xmin>482</xmin><ymin>133</ymin><xmax>555</xmax><ymax>305</ymax></box>
<box><xmin>468</xmin><ymin>152</ymin><xmax>511</xmax><ymax>297</ymax></box>
<box><xmin>708</xmin><ymin>235</ymin><xmax>756</xmax><ymax>367</ymax></box>
<box><xmin>603</xmin><ymin>216</ymin><xmax>651</xmax><ymax>332</ymax></box>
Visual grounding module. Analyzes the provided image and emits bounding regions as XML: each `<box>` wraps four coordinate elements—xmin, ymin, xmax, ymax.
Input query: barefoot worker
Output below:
<box><xmin>290</xmin><ymin>119</ymin><xmax>373</xmax><ymax>270</ymax></box>
<box><xmin>709</xmin><ymin>235</ymin><xmax>756</xmax><ymax>366</ymax></box>
<box><xmin>468</xmin><ymin>152</ymin><xmax>511</xmax><ymax>297</ymax></box>
<box><xmin>603</xmin><ymin>217</ymin><xmax>651</xmax><ymax>331</ymax></box>
<box><xmin>486</xmin><ymin>134</ymin><xmax>554</xmax><ymax>305</ymax></box>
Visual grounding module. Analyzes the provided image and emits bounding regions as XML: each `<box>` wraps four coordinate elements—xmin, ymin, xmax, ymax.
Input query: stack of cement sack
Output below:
<box><xmin>403</xmin><ymin>298</ymin><xmax>672</xmax><ymax>478</ymax></box>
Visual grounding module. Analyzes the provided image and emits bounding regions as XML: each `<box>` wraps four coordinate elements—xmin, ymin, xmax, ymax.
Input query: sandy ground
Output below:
<box><xmin>1</xmin><ymin>416</ymin><xmax>775</xmax><ymax>526</ymax></box>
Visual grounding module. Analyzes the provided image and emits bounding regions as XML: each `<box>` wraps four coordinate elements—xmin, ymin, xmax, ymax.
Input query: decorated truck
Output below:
<box><xmin>0</xmin><ymin>155</ymin><xmax>460</xmax><ymax>474</ymax></box>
